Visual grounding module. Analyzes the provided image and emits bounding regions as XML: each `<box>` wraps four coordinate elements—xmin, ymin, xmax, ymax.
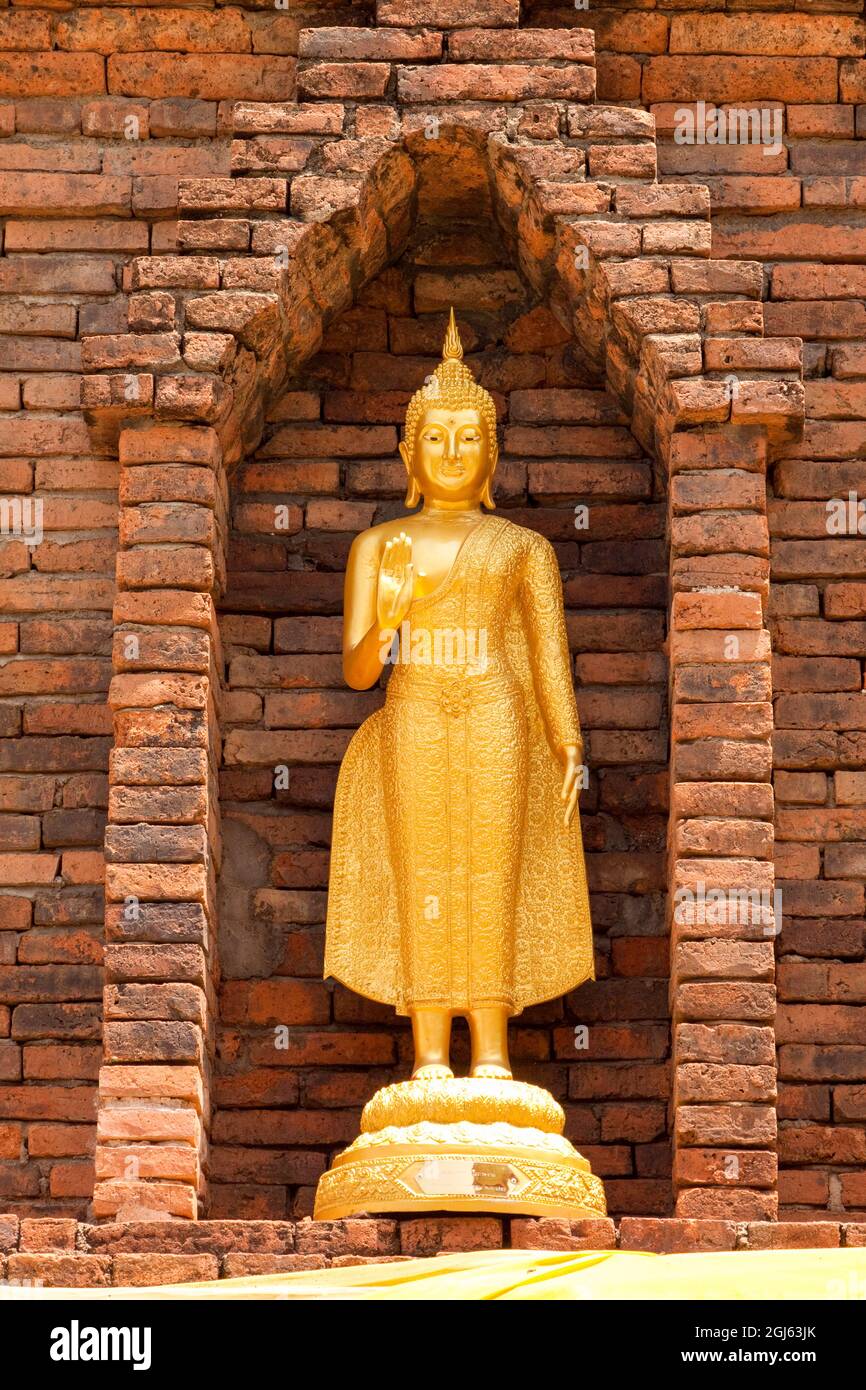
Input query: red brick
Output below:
<box><xmin>109</xmin><ymin>55</ymin><xmax>294</xmax><ymax>103</ymax></box>
<box><xmin>113</xmin><ymin>1252</ymin><xmax>218</xmax><ymax>1285</ymax></box>
<box><xmin>619</xmin><ymin>1218</ymin><xmax>737</xmax><ymax>1253</ymax></box>
<box><xmin>7</xmin><ymin>1253</ymin><xmax>110</xmax><ymax>1287</ymax></box>
<box><xmin>398</xmin><ymin>64</ymin><xmax>594</xmax><ymax>104</ymax></box>
<box><xmin>377</xmin><ymin>0</ymin><xmax>518</xmax><ymax>25</ymax></box>
<box><xmin>399</xmin><ymin>1218</ymin><xmax>503</xmax><ymax>1256</ymax></box>
<box><xmin>0</xmin><ymin>54</ymin><xmax>104</xmax><ymax>98</ymax></box>
<box><xmin>748</xmin><ymin>1222</ymin><xmax>841</xmax><ymax>1250</ymax></box>
<box><xmin>644</xmin><ymin>58</ymin><xmax>838</xmax><ymax>104</ymax></box>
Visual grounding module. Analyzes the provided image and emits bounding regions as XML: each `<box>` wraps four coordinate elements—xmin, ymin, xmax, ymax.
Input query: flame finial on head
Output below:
<box><xmin>442</xmin><ymin>305</ymin><xmax>464</xmax><ymax>363</ymax></box>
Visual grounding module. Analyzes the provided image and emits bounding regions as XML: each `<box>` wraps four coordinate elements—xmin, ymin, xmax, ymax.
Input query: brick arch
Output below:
<box><xmin>213</xmin><ymin>159</ymin><xmax>672</xmax><ymax>1222</ymax></box>
<box><xmin>83</xmin><ymin>62</ymin><xmax>805</xmax><ymax>1221</ymax></box>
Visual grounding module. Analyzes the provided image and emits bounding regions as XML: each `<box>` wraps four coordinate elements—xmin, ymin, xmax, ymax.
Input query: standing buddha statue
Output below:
<box><xmin>314</xmin><ymin>311</ymin><xmax>607</xmax><ymax>1221</ymax></box>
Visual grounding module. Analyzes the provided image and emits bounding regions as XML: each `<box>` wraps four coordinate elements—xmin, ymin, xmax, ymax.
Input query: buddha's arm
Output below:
<box><xmin>519</xmin><ymin>534</ymin><xmax>583</xmax><ymax>757</ymax></box>
<box><xmin>342</xmin><ymin>532</ymin><xmax>387</xmax><ymax>690</ymax></box>
<box><xmin>342</xmin><ymin>530</ymin><xmax>413</xmax><ymax>690</ymax></box>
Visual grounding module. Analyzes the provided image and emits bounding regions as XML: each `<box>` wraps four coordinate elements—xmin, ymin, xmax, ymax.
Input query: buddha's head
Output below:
<box><xmin>399</xmin><ymin>309</ymin><xmax>498</xmax><ymax>510</ymax></box>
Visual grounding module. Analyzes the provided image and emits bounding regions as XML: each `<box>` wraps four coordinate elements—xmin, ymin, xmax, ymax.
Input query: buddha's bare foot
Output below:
<box><xmin>412</xmin><ymin>1063</ymin><xmax>454</xmax><ymax>1081</ymax></box>
<box><xmin>471</xmin><ymin>1064</ymin><xmax>512</xmax><ymax>1080</ymax></box>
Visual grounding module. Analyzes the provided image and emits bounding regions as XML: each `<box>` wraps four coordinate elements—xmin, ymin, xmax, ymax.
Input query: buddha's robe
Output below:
<box><xmin>325</xmin><ymin>514</ymin><xmax>594</xmax><ymax>1016</ymax></box>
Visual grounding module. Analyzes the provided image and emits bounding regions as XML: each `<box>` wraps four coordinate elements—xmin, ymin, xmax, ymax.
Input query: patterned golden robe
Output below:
<box><xmin>325</xmin><ymin>515</ymin><xmax>594</xmax><ymax>1016</ymax></box>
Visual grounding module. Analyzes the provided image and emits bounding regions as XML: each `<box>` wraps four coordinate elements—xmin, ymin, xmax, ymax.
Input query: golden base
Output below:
<box><xmin>314</xmin><ymin>1080</ymin><xmax>607</xmax><ymax>1222</ymax></box>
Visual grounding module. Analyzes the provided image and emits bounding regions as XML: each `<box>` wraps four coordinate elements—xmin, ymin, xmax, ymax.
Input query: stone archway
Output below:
<box><xmin>81</xmin><ymin>34</ymin><xmax>804</xmax><ymax>1223</ymax></box>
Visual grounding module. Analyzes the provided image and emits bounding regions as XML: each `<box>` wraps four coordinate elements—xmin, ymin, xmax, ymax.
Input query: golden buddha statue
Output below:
<box><xmin>314</xmin><ymin>311</ymin><xmax>606</xmax><ymax>1221</ymax></box>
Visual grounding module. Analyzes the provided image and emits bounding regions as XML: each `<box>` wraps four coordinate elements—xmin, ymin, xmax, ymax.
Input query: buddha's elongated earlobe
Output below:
<box><xmin>399</xmin><ymin>438</ymin><xmax>420</xmax><ymax>507</ymax></box>
<box><xmin>481</xmin><ymin>450</ymin><xmax>498</xmax><ymax>510</ymax></box>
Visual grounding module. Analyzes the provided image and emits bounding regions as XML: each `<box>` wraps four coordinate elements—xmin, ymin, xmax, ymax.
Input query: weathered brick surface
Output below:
<box><xmin>0</xmin><ymin>0</ymin><xmax>859</xmax><ymax>1243</ymax></box>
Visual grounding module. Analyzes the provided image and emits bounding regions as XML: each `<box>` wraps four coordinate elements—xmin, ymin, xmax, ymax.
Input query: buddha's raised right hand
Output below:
<box><xmin>377</xmin><ymin>531</ymin><xmax>414</xmax><ymax>632</ymax></box>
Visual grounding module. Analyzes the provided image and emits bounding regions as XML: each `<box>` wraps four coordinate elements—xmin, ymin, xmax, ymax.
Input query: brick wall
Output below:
<box><xmin>0</xmin><ymin>0</ymin><xmax>859</xmax><ymax>1231</ymax></box>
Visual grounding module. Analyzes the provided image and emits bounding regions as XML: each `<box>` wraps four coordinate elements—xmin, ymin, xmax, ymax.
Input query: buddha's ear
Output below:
<box><xmin>481</xmin><ymin>443</ymin><xmax>498</xmax><ymax>511</ymax></box>
<box><xmin>399</xmin><ymin>439</ymin><xmax>421</xmax><ymax>508</ymax></box>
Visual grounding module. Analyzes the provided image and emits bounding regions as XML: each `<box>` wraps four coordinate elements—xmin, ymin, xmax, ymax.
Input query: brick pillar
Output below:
<box><xmin>92</xmin><ymin>423</ymin><xmax>225</xmax><ymax>1220</ymax></box>
<box><xmin>667</xmin><ymin>423</ymin><xmax>778</xmax><ymax>1220</ymax></box>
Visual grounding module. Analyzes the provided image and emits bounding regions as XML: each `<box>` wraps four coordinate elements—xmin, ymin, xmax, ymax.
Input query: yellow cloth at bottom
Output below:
<box><xmin>3</xmin><ymin>1246</ymin><xmax>865</xmax><ymax>1301</ymax></box>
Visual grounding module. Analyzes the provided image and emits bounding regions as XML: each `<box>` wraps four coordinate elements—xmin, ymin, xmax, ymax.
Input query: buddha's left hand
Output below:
<box><xmin>559</xmin><ymin>742</ymin><xmax>584</xmax><ymax>828</ymax></box>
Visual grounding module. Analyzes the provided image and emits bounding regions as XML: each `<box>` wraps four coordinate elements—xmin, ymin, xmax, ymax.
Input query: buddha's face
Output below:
<box><xmin>400</xmin><ymin>405</ymin><xmax>496</xmax><ymax>506</ymax></box>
